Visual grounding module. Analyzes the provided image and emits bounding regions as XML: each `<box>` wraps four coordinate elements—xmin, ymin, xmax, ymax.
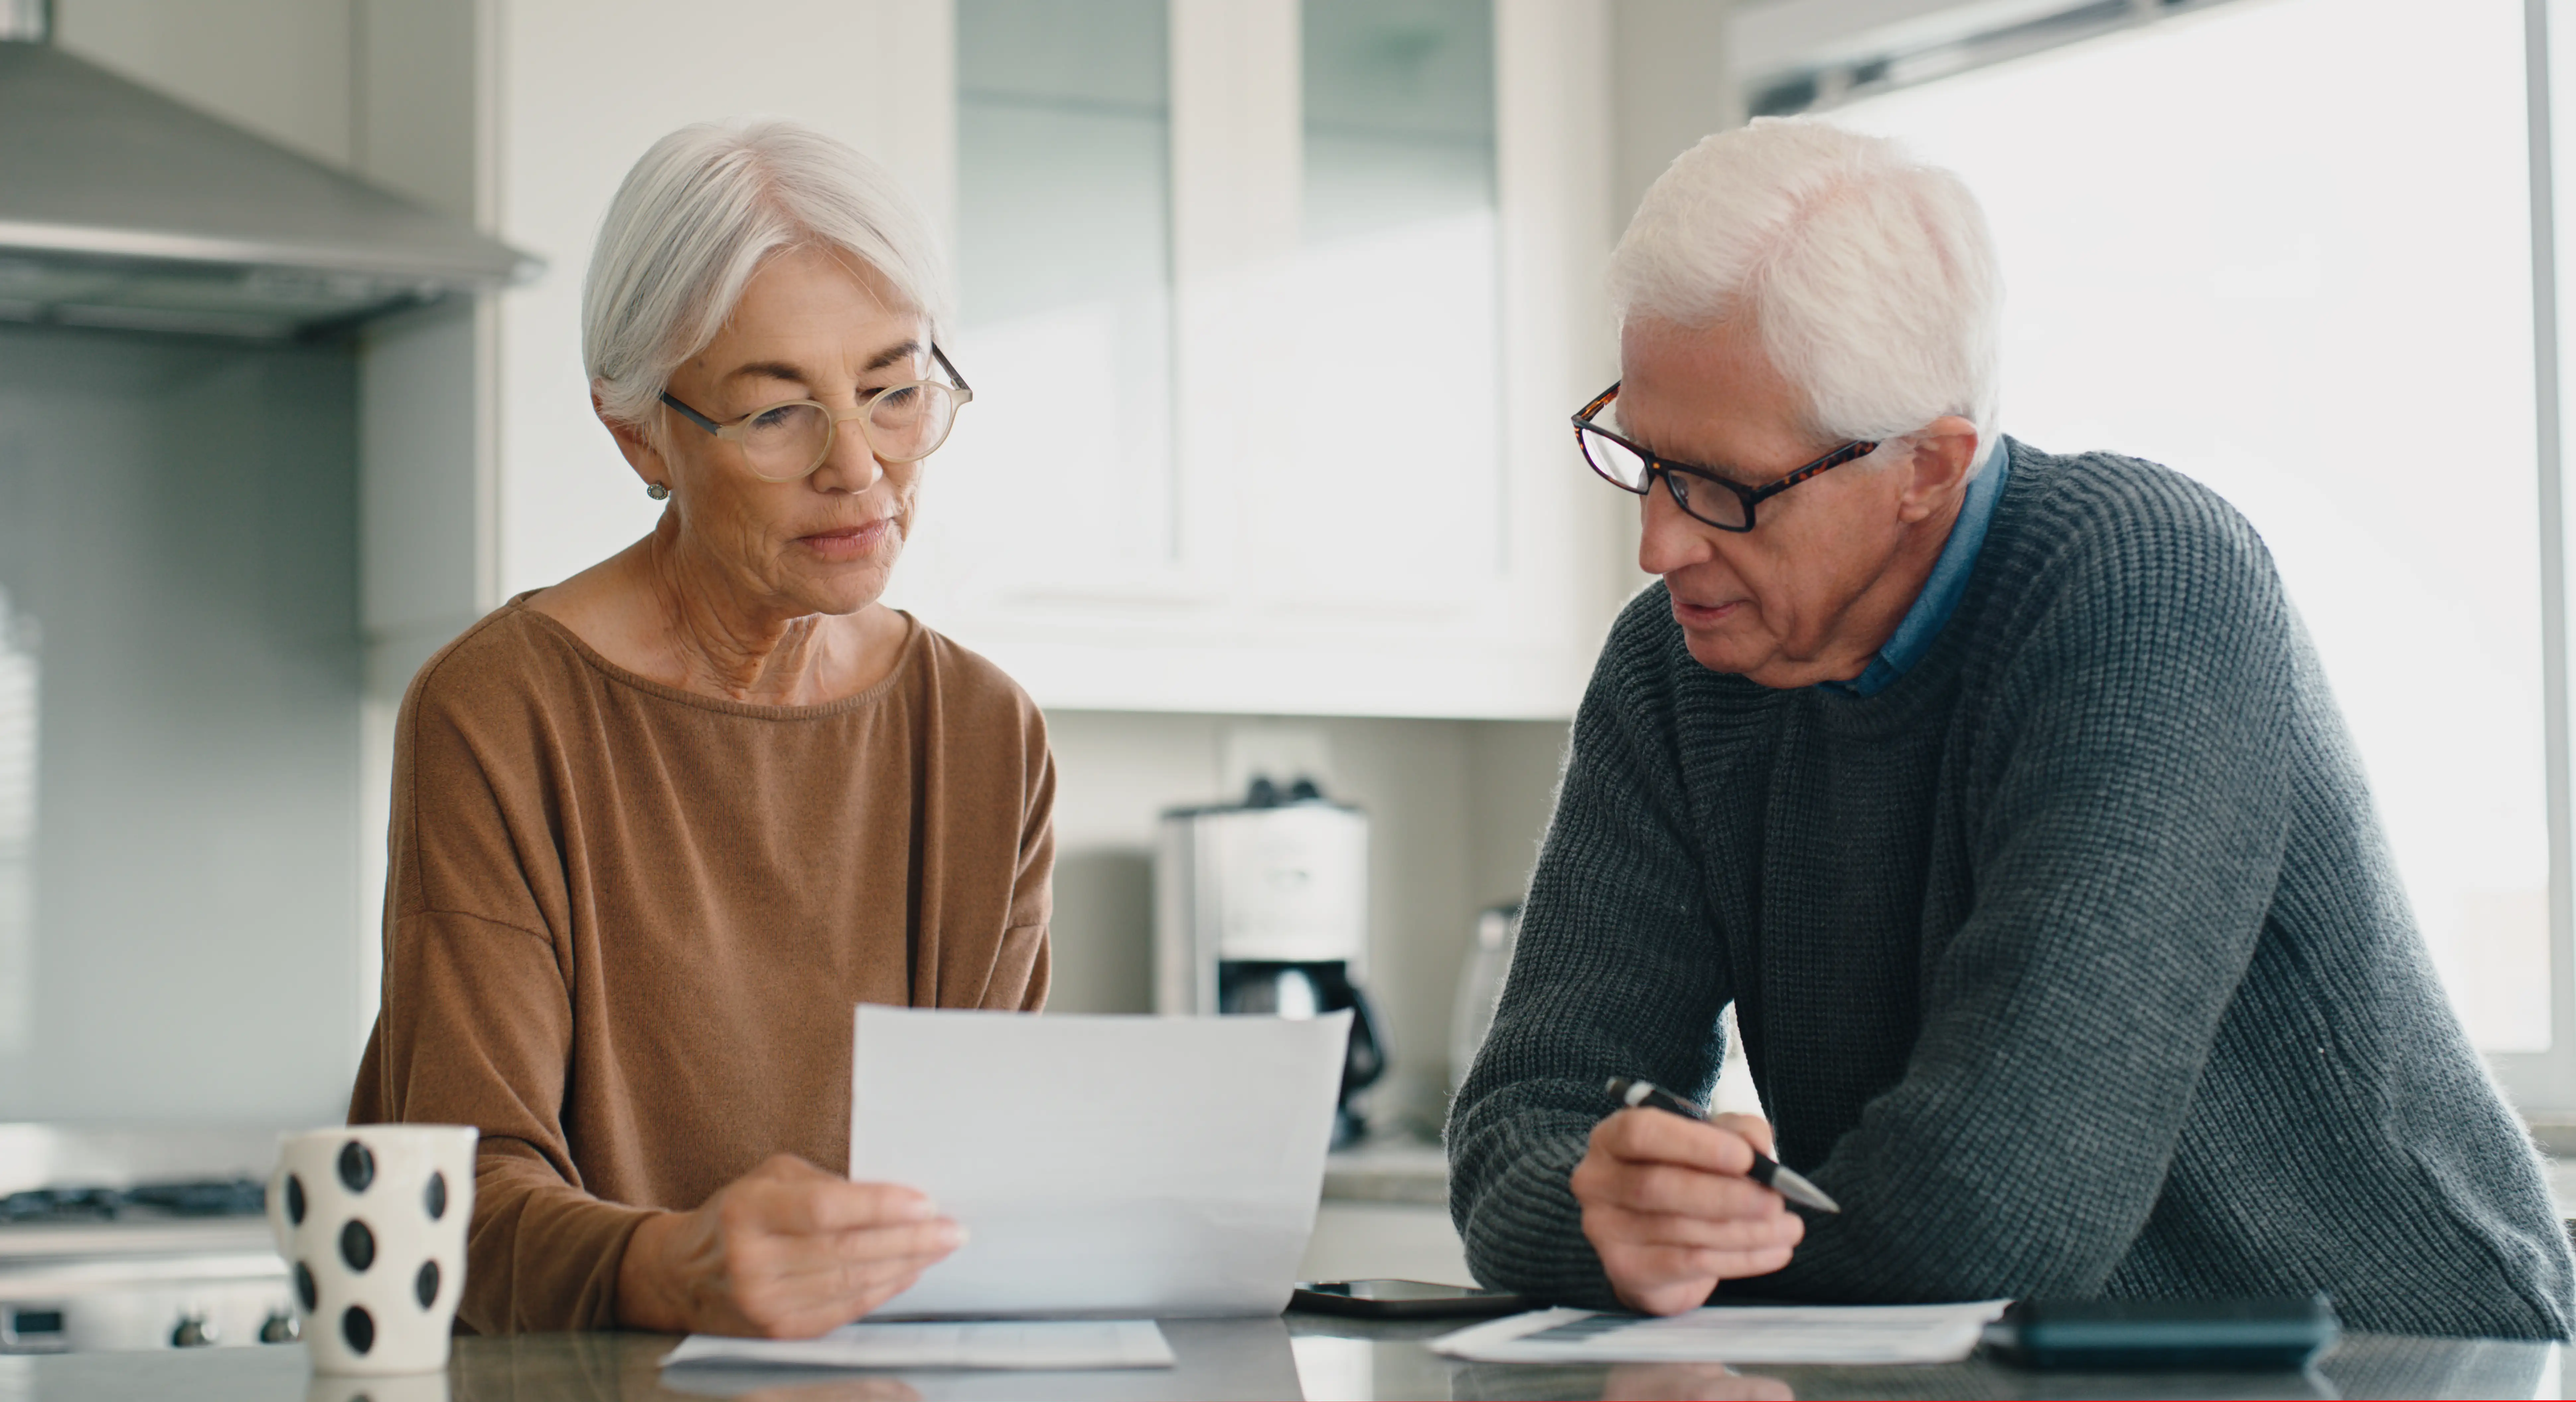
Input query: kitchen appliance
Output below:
<box><xmin>0</xmin><ymin>6</ymin><xmax>536</xmax><ymax>339</ymax></box>
<box><xmin>1156</xmin><ymin>778</ymin><xmax>1386</xmax><ymax>1147</ymax></box>
<box><xmin>1449</xmin><ymin>902</ymin><xmax>1522</xmax><ymax>1092</ymax></box>
<box><xmin>0</xmin><ymin>1124</ymin><xmax>295</xmax><ymax>1354</ymax></box>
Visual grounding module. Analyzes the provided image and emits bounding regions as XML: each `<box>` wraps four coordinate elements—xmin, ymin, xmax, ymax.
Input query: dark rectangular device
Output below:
<box><xmin>1985</xmin><ymin>1295</ymin><xmax>2339</xmax><ymax>1371</ymax></box>
<box><xmin>1289</xmin><ymin>1279</ymin><xmax>1528</xmax><ymax>1320</ymax></box>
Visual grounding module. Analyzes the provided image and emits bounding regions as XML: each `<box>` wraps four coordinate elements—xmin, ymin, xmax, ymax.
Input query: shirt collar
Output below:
<box><xmin>1819</xmin><ymin>434</ymin><xmax>2009</xmax><ymax>700</ymax></box>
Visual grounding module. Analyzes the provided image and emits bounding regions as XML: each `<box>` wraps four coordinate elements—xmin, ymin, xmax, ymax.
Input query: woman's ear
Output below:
<box><xmin>593</xmin><ymin>387</ymin><xmax>667</xmax><ymax>490</ymax></box>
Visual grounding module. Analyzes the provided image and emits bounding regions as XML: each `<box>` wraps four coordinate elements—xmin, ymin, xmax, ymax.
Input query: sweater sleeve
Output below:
<box><xmin>350</xmin><ymin>910</ymin><xmax>649</xmax><ymax>1334</ymax></box>
<box><xmin>1445</xmin><ymin>593</ymin><xmax>1735</xmax><ymax>1306</ymax></box>
<box><xmin>1001</xmin><ymin>709</ymin><xmax>1056</xmax><ymax>1013</ymax></box>
<box><xmin>346</xmin><ymin>644</ymin><xmax>647</xmax><ymax>1334</ymax></box>
<box><xmin>1744</xmin><ymin>482</ymin><xmax>2301</xmax><ymax>1302</ymax></box>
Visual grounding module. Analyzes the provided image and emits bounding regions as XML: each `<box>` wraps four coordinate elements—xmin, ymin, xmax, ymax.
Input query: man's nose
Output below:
<box><xmin>1636</xmin><ymin>482</ymin><xmax>1715</xmax><ymax>576</ymax></box>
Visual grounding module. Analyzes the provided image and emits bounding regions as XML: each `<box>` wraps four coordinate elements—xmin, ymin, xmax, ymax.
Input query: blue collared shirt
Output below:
<box><xmin>1820</xmin><ymin>436</ymin><xmax>2009</xmax><ymax>700</ymax></box>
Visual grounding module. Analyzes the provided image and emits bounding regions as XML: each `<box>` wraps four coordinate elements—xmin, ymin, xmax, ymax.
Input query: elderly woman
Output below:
<box><xmin>1448</xmin><ymin>119</ymin><xmax>2575</xmax><ymax>1338</ymax></box>
<box><xmin>350</xmin><ymin>120</ymin><xmax>1048</xmax><ymax>1338</ymax></box>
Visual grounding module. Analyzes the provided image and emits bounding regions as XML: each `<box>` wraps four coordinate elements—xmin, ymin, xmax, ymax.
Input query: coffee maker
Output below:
<box><xmin>1155</xmin><ymin>777</ymin><xmax>1387</xmax><ymax>1147</ymax></box>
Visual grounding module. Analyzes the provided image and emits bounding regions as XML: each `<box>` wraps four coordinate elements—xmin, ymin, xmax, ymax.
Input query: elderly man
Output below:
<box><xmin>1447</xmin><ymin>118</ymin><xmax>2574</xmax><ymax>1339</ymax></box>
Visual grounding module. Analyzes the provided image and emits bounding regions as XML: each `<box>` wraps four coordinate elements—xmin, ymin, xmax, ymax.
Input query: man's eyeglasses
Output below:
<box><xmin>1573</xmin><ymin>382</ymin><xmax>1875</xmax><ymax>532</ymax></box>
<box><xmin>660</xmin><ymin>345</ymin><xmax>975</xmax><ymax>483</ymax></box>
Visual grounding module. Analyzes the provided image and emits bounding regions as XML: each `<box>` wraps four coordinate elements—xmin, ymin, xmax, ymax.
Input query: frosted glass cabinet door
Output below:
<box><xmin>918</xmin><ymin>0</ymin><xmax>1180</xmax><ymax>607</ymax></box>
<box><xmin>938</xmin><ymin>0</ymin><xmax>1507</xmax><ymax>619</ymax></box>
<box><xmin>1260</xmin><ymin>0</ymin><xmax>1503</xmax><ymax>607</ymax></box>
<box><xmin>908</xmin><ymin>0</ymin><xmax>1619</xmax><ymax>717</ymax></box>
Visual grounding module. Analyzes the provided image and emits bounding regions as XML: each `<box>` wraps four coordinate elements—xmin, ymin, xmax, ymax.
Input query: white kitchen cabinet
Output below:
<box><xmin>484</xmin><ymin>0</ymin><xmax>1627</xmax><ymax>721</ymax></box>
<box><xmin>895</xmin><ymin>0</ymin><xmax>1628</xmax><ymax>719</ymax></box>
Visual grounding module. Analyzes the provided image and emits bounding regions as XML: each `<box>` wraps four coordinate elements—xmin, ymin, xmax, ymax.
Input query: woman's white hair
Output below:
<box><xmin>583</xmin><ymin>118</ymin><xmax>953</xmax><ymax>429</ymax></box>
<box><xmin>1610</xmin><ymin>117</ymin><xmax>2002</xmax><ymax>462</ymax></box>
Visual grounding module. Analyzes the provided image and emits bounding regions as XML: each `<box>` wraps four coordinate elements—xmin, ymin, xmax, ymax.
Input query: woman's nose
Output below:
<box><xmin>810</xmin><ymin>418</ymin><xmax>884</xmax><ymax>493</ymax></box>
<box><xmin>1636</xmin><ymin>482</ymin><xmax>1716</xmax><ymax>576</ymax></box>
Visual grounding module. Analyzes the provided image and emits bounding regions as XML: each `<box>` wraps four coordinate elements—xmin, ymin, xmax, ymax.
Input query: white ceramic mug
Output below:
<box><xmin>304</xmin><ymin>1371</ymin><xmax>452</xmax><ymax>1402</ymax></box>
<box><xmin>267</xmin><ymin>1125</ymin><xmax>477</xmax><ymax>1374</ymax></box>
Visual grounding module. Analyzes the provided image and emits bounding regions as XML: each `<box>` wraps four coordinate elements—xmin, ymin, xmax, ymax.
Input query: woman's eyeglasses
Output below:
<box><xmin>660</xmin><ymin>345</ymin><xmax>975</xmax><ymax>483</ymax></box>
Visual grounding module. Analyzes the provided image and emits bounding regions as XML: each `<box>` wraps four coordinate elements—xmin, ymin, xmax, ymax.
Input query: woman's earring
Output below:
<box><xmin>646</xmin><ymin>482</ymin><xmax>670</xmax><ymax>501</ymax></box>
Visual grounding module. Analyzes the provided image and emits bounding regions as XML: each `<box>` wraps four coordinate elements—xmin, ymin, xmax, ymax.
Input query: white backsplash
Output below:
<box><xmin>1042</xmin><ymin>710</ymin><xmax>1569</xmax><ymax>1134</ymax></box>
<box><xmin>0</xmin><ymin>323</ymin><xmax>362</xmax><ymax>1125</ymax></box>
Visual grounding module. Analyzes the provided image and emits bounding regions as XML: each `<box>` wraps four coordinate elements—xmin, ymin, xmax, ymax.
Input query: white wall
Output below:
<box><xmin>0</xmin><ymin>325</ymin><xmax>362</xmax><ymax>1125</ymax></box>
<box><xmin>1610</xmin><ymin>0</ymin><xmax>1741</xmax><ymax>231</ymax></box>
<box><xmin>1045</xmin><ymin>711</ymin><xmax>1569</xmax><ymax>1132</ymax></box>
<box><xmin>55</xmin><ymin>0</ymin><xmax>354</xmax><ymax>168</ymax></box>
<box><xmin>48</xmin><ymin>0</ymin><xmax>505</xmax><ymax>1086</ymax></box>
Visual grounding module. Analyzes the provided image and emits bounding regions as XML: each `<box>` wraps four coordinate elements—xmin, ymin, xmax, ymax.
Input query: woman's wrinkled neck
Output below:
<box><xmin>641</xmin><ymin>513</ymin><xmax>845</xmax><ymax>705</ymax></box>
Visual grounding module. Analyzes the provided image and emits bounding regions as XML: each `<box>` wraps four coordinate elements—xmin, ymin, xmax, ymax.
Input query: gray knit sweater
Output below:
<box><xmin>1448</xmin><ymin>440</ymin><xmax>2576</xmax><ymax>1339</ymax></box>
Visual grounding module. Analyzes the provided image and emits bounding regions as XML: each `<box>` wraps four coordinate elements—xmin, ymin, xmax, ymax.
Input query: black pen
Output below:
<box><xmin>1604</xmin><ymin>1076</ymin><xmax>1843</xmax><ymax>1214</ymax></box>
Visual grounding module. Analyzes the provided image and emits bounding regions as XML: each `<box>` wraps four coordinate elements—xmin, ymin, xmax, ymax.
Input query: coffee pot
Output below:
<box><xmin>1154</xmin><ymin>778</ymin><xmax>1387</xmax><ymax>1147</ymax></box>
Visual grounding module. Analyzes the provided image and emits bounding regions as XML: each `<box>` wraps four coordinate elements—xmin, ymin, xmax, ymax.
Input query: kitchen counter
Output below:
<box><xmin>4</xmin><ymin>1315</ymin><xmax>2563</xmax><ymax>1401</ymax></box>
<box><xmin>1321</xmin><ymin>1135</ymin><xmax>1448</xmax><ymax>1207</ymax></box>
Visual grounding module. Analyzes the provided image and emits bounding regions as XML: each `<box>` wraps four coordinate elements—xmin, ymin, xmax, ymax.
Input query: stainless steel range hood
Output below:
<box><xmin>0</xmin><ymin>26</ymin><xmax>537</xmax><ymax>339</ymax></box>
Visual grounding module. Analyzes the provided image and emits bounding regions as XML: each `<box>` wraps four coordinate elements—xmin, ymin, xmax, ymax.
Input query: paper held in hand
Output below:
<box><xmin>1432</xmin><ymin>1301</ymin><xmax>2013</xmax><ymax>1366</ymax></box>
<box><xmin>849</xmin><ymin>1006</ymin><xmax>1350</xmax><ymax>1319</ymax></box>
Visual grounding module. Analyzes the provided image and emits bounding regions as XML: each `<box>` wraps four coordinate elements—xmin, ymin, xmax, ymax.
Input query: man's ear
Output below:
<box><xmin>593</xmin><ymin>387</ymin><xmax>666</xmax><ymax>489</ymax></box>
<box><xmin>1895</xmin><ymin>416</ymin><xmax>1981</xmax><ymax>525</ymax></box>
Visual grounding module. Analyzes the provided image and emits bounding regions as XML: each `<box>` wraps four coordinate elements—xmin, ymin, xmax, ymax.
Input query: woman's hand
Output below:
<box><xmin>1571</xmin><ymin>1109</ymin><xmax>1805</xmax><ymax>1315</ymax></box>
<box><xmin>616</xmin><ymin>1154</ymin><xmax>963</xmax><ymax>1337</ymax></box>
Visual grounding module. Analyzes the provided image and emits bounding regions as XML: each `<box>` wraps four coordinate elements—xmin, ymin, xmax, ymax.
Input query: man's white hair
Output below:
<box><xmin>1610</xmin><ymin>118</ymin><xmax>2002</xmax><ymax>462</ymax></box>
<box><xmin>583</xmin><ymin>119</ymin><xmax>953</xmax><ymax>429</ymax></box>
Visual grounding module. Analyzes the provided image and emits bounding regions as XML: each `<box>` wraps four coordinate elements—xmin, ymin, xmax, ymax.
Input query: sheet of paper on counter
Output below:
<box><xmin>660</xmin><ymin>1319</ymin><xmax>1174</xmax><ymax>1371</ymax></box>
<box><xmin>849</xmin><ymin>1006</ymin><xmax>1348</xmax><ymax>1319</ymax></box>
<box><xmin>1432</xmin><ymin>1301</ymin><xmax>2012</xmax><ymax>1366</ymax></box>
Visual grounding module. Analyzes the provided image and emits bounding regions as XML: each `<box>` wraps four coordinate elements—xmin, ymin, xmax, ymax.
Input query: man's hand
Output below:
<box><xmin>616</xmin><ymin>1154</ymin><xmax>963</xmax><ymax>1337</ymax></box>
<box><xmin>1571</xmin><ymin>1109</ymin><xmax>1805</xmax><ymax>1315</ymax></box>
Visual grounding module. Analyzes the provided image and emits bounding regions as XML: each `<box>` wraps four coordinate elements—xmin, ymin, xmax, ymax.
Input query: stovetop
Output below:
<box><xmin>0</xmin><ymin>1130</ymin><xmax>290</xmax><ymax>1354</ymax></box>
<box><xmin>0</xmin><ymin>1177</ymin><xmax>277</xmax><ymax>1271</ymax></box>
<box><xmin>0</xmin><ymin>1178</ymin><xmax>266</xmax><ymax>1225</ymax></box>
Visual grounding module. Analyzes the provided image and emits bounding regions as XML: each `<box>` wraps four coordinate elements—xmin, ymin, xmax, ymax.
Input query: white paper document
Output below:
<box><xmin>1432</xmin><ymin>1301</ymin><xmax>2013</xmax><ymax>1366</ymax></box>
<box><xmin>849</xmin><ymin>1006</ymin><xmax>1349</xmax><ymax>1319</ymax></box>
<box><xmin>660</xmin><ymin>1319</ymin><xmax>1174</xmax><ymax>1371</ymax></box>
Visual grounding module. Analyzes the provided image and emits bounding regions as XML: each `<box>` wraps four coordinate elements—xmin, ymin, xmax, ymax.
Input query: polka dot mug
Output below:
<box><xmin>266</xmin><ymin>1126</ymin><xmax>477</xmax><ymax>1374</ymax></box>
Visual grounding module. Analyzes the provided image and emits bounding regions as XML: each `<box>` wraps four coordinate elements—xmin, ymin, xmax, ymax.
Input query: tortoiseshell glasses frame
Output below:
<box><xmin>1572</xmin><ymin>381</ymin><xmax>1878</xmax><ymax>533</ymax></box>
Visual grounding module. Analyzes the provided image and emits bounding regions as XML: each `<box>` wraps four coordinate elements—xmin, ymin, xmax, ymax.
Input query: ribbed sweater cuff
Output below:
<box><xmin>1461</xmin><ymin>1114</ymin><xmax>1619</xmax><ymax>1309</ymax></box>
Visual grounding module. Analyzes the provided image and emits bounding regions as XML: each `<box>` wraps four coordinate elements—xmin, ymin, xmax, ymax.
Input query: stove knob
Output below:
<box><xmin>259</xmin><ymin>1311</ymin><xmax>300</xmax><ymax>1344</ymax></box>
<box><xmin>171</xmin><ymin>1314</ymin><xmax>218</xmax><ymax>1348</ymax></box>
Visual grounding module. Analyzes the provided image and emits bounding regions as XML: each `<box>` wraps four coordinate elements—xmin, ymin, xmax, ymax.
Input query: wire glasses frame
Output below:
<box><xmin>660</xmin><ymin>344</ymin><xmax>976</xmax><ymax>482</ymax></box>
<box><xmin>1572</xmin><ymin>382</ymin><xmax>1877</xmax><ymax>532</ymax></box>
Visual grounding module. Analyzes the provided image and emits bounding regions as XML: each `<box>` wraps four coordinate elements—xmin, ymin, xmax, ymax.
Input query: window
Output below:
<box><xmin>1839</xmin><ymin>0</ymin><xmax>2557</xmax><ymax>1063</ymax></box>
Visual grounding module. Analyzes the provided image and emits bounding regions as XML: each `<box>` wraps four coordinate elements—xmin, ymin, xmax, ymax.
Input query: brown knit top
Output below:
<box><xmin>348</xmin><ymin>599</ymin><xmax>1053</xmax><ymax>1334</ymax></box>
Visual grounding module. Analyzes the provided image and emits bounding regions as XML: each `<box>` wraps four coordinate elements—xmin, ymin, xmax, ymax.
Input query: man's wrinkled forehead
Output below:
<box><xmin>1617</xmin><ymin>318</ymin><xmax>1816</xmax><ymax>481</ymax></box>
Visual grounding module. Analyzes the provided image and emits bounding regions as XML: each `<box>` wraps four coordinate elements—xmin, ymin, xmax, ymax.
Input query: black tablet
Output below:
<box><xmin>1985</xmin><ymin>1295</ymin><xmax>2339</xmax><ymax>1371</ymax></box>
